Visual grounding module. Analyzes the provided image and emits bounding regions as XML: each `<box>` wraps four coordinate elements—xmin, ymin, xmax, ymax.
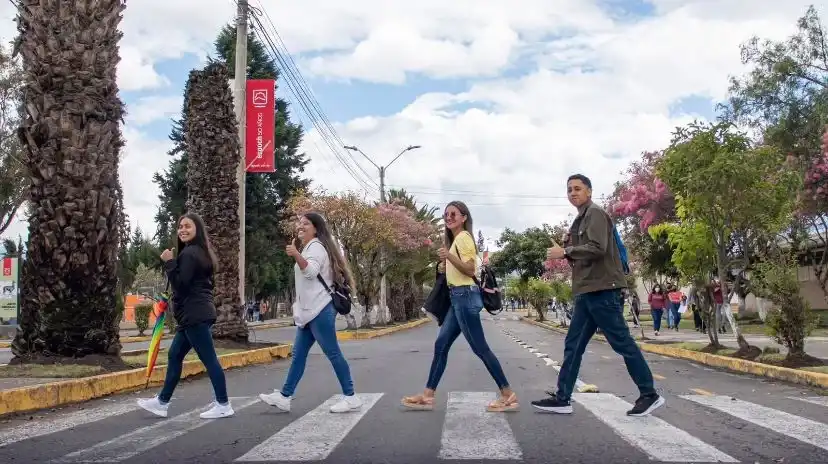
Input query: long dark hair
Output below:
<box><xmin>443</xmin><ymin>200</ymin><xmax>475</xmax><ymax>250</ymax></box>
<box><xmin>176</xmin><ymin>212</ymin><xmax>219</xmax><ymax>272</ymax></box>
<box><xmin>298</xmin><ymin>212</ymin><xmax>356</xmax><ymax>290</ymax></box>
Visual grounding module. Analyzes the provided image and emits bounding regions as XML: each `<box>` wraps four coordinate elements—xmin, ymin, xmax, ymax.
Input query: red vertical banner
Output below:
<box><xmin>1</xmin><ymin>258</ymin><xmax>10</xmax><ymax>277</ymax></box>
<box><xmin>245</xmin><ymin>79</ymin><xmax>276</xmax><ymax>172</ymax></box>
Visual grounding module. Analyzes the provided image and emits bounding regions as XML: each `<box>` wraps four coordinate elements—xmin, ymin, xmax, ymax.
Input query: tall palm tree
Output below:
<box><xmin>184</xmin><ymin>61</ymin><xmax>248</xmax><ymax>342</ymax></box>
<box><xmin>12</xmin><ymin>0</ymin><xmax>127</xmax><ymax>359</ymax></box>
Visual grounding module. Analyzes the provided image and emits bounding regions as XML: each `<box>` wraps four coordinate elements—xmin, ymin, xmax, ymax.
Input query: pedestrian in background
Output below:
<box><xmin>531</xmin><ymin>174</ymin><xmax>664</xmax><ymax>417</ymax></box>
<box><xmin>401</xmin><ymin>201</ymin><xmax>519</xmax><ymax>412</ymax></box>
<box><xmin>648</xmin><ymin>285</ymin><xmax>667</xmax><ymax>335</ymax></box>
<box><xmin>259</xmin><ymin>212</ymin><xmax>362</xmax><ymax>414</ymax></box>
<box><xmin>137</xmin><ymin>213</ymin><xmax>234</xmax><ymax>420</ymax></box>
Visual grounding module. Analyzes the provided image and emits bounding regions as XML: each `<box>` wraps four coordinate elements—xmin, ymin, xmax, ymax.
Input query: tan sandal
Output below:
<box><xmin>487</xmin><ymin>393</ymin><xmax>519</xmax><ymax>412</ymax></box>
<box><xmin>401</xmin><ymin>394</ymin><xmax>435</xmax><ymax>411</ymax></box>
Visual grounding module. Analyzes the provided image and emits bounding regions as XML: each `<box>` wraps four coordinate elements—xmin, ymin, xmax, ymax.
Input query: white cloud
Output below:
<box><xmin>126</xmin><ymin>95</ymin><xmax>183</xmax><ymax>126</ymax></box>
<box><xmin>1</xmin><ymin>0</ymin><xmax>825</xmax><ymax>247</ymax></box>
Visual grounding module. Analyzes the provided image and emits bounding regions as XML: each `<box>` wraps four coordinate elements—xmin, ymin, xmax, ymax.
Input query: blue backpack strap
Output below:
<box><xmin>612</xmin><ymin>225</ymin><xmax>630</xmax><ymax>274</ymax></box>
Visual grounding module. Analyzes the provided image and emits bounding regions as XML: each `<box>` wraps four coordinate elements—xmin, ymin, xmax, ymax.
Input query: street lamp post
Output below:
<box><xmin>343</xmin><ymin>144</ymin><xmax>421</xmax><ymax>324</ymax></box>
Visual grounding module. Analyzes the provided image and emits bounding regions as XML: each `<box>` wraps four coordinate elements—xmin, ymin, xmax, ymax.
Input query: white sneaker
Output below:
<box><xmin>137</xmin><ymin>397</ymin><xmax>169</xmax><ymax>418</ymax></box>
<box><xmin>200</xmin><ymin>401</ymin><xmax>235</xmax><ymax>419</ymax></box>
<box><xmin>259</xmin><ymin>390</ymin><xmax>291</xmax><ymax>412</ymax></box>
<box><xmin>330</xmin><ymin>395</ymin><xmax>362</xmax><ymax>413</ymax></box>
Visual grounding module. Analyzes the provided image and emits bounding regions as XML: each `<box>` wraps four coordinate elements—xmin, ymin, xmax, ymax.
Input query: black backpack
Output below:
<box><xmin>316</xmin><ymin>274</ymin><xmax>352</xmax><ymax>315</ymax></box>
<box><xmin>454</xmin><ymin>247</ymin><xmax>502</xmax><ymax>315</ymax></box>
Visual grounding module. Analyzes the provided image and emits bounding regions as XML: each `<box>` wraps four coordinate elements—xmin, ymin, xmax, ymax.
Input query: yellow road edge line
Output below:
<box><xmin>690</xmin><ymin>388</ymin><xmax>714</xmax><ymax>396</ymax></box>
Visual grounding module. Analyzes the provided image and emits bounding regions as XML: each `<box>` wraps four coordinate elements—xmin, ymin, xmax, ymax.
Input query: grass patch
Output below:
<box><xmin>338</xmin><ymin>319</ymin><xmax>420</xmax><ymax>332</ymax></box>
<box><xmin>0</xmin><ymin>364</ymin><xmax>105</xmax><ymax>379</ymax></box>
<box><xmin>666</xmin><ymin>341</ymin><xmax>739</xmax><ymax>357</ymax></box>
<box><xmin>803</xmin><ymin>366</ymin><xmax>828</xmax><ymax>374</ymax></box>
<box><xmin>121</xmin><ymin>348</ymin><xmax>244</xmax><ymax>369</ymax></box>
<box><xmin>0</xmin><ymin>347</ymin><xmax>246</xmax><ymax>379</ymax></box>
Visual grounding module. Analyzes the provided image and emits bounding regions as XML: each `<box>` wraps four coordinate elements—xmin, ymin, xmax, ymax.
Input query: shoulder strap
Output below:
<box><xmin>316</xmin><ymin>274</ymin><xmax>333</xmax><ymax>294</ymax></box>
<box><xmin>453</xmin><ymin>243</ymin><xmax>482</xmax><ymax>287</ymax></box>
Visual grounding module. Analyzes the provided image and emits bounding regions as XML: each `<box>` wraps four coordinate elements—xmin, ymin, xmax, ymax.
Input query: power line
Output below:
<box><xmin>386</xmin><ymin>185</ymin><xmax>572</xmax><ymax>200</ymax></box>
<box><xmin>229</xmin><ymin>0</ymin><xmax>378</xmax><ymax>196</ymax></box>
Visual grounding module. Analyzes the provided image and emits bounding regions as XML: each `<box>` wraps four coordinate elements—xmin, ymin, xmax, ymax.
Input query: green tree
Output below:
<box><xmin>723</xmin><ymin>6</ymin><xmax>828</xmax><ymax>299</ymax></box>
<box><xmin>153</xmin><ymin>25</ymin><xmax>309</xmax><ymax>303</ymax></box>
<box><xmin>490</xmin><ymin>223</ymin><xmax>567</xmax><ymax>281</ymax></box>
<box><xmin>656</xmin><ymin>121</ymin><xmax>799</xmax><ymax>352</ymax></box>
<box><xmin>527</xmin><ymin>278</ymin><xmax>553</xmax><ymax>322</ymax></box>
<box><xmin>650</xmin><ymin>218</ymin><xmax>721</xmax><ymax>346</ymax></box>
<box><xmin>752</xmin><ymin>249</ymin><xmax>820</xmax><ymax>364</ymax></box>
<box><xmin>0</xmin><ymin>45</ymin><xmax>24</xmax><ymax>236</ymax></box>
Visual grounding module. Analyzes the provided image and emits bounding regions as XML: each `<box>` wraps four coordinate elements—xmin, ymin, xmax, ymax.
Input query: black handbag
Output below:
<box><xmin>316</xmin><ymin>274</ymin><xmax>352</xmax><ymax>315</ymax></box>
<box><xmin>423</xmin><ymin>266</ymin><xmax>451</xmax><ymax>325</ymax></box>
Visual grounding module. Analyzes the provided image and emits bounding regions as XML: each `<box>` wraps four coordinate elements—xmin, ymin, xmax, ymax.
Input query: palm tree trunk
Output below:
<box><xmin>12</xmin><ymin>0</ymin><xmax>127</xmax><ymax>359</ymax></box>
<box><xmin>184</xmin><ymin>62</ymin><xmax>248</xmax><ymax>342</ymax></box>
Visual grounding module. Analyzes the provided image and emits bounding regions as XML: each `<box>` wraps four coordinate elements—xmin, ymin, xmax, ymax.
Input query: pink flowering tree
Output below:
<box><xmin>606</xmin><ymin>151</ymin><xmax>676</xmax><ymax>232</ymax></box>
<box><xmin>541</xmin><ymin>257</ymin><xmax>570</xmax><ymax>281</ymax></box>
<box><xmin>377</xmin><ymin>200</ymin><xmax>440</xmax><ymax>323</ymax></box>
<box><xmin>790</xmin><ymin>126</ymin><xmax>828</xmax><ymax>299</ymax></box>
<box><xmin>605</xmin><ymin>151</ymin><xmax>678</xmax><ymax>289</ymax></box>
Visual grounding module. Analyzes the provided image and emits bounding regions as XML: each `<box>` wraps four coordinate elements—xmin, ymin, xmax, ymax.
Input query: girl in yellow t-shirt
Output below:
<box><xmin>402</xmin><ymin>201</ymin><xmax>519</xmax><ymax>412</ymax></box>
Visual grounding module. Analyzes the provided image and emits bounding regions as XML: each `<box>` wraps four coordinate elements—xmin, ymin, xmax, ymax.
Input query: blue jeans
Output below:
<box><xmin>282</xmin><ymin>303</ymin><xmax>354</xmax><ymax>397</ymax></box>
<box><xmin>666</xmin><ymin>303</ymin><xmax>675</xmax><ymax>327</ymax></box>
<box><xmin>651</xmin><ymin>308</ymin><xmax>663</xmax><ymax>331</ymax></box>
<box><xmin>158</xmin><ymin>322</ymin><xmax>228</xmax><ymax>404</ymax></box>
<box><xmin>426</xmin><ymin>285</ymin><xmax>510</xmax><ymax>390</ymax></box>
<box><xmin>671</xmin><ymin>304</ymin><xmax>682</xmax><ymax>327</ymax></box>
<box><xmin>555</xmin><ymin>289</ymin><xmax>656</xmax><ymax>401</ymax></box>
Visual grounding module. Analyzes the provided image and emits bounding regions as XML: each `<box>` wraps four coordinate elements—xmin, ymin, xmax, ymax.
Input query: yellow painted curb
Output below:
<box><xmin>519</xmin><ymin>316</ymin><xmax>828</xmax><ymax>390</ymax></box>
<box><xmin>0</xmin><ymin>344</ymin><xmax>292</xmax><ymax>417</ymax></box>
<box><xmin>337</xmin><ymin>318</ymin><xmax>430</xmax><ymax>341</ymax></box>
<box><xmin>0</xmin><ymin>341</ymin><xmax>9</xmax><ymax>348</ymax></box>
<box><xmin>638</xmin><ymin>342</ymin><xmax>828</xmax><ymax>389</ymax></box>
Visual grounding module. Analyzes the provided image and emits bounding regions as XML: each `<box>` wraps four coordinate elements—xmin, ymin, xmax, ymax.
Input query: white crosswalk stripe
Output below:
<box><xmin>438</xmin><ymin>391</ymin><xmax>522</xmax><ymax>460</ymax></box>
<box><xmin>54</xmin><ymin>397</ymin><xmax>259</xmax><ymax>463</ymax></box>
<box><xmin>235</xmin><ymin>393</ymin><xmax>383</xmax><ymax>462</ymax></box>
<box><xmin>1</xmin><ymin>391</ymin><xmax>827</xmax><ymax>462</ymax></box>
<box><xmin>681</xmin><ymin>394</ymin><xmax>828</xmax><ymax>453</ymax></box>
<box><xmin>573</xmin><ymin>393</ymin><xmax>737</xmax><ymax>462</ymax></box>
<box><xmin>791</xmin><ymin>396</ymin><xmax>828</xmax><ymax>408</ymax></box>
<box><xmin>0</xmin><ymin>401</ymin><xmax>138</xmax><ymax>448</ymax></box>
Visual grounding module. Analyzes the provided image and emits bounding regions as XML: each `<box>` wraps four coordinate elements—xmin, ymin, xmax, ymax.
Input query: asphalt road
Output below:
<box><xmin>0</xmin><ymin>316</ymin><xmax>827</xmax><ymax>463</ymax></box>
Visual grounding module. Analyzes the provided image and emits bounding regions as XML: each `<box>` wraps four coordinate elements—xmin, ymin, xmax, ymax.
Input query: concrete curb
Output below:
<box><xmin>519</xmin><ymin>317</ymin><xmax>828</xmax><ymax>389</ymax></box>
<box><xmin>336</xmin><ymin>318</ymin><xmax>430</xmax><ymax>340</ymax></box>
<box><xmin>0</xmin><ymin>344</ymin><xmax>292</xmax><ymax>417</ymax></box>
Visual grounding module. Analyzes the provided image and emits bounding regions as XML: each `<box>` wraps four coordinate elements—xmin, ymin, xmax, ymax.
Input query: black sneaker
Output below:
<box><xmin>626</xmin><ymin>394</ymin><xmax>665</xmax><ymax>416</ymax></box>
<box><xmin>531</xmin><ymin>395</ymin><xmax>573</xmax><ymax>414</ymax></box>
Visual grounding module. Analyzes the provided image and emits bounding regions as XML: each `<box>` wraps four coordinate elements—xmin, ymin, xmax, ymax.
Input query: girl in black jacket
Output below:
<box><xmin>137</xmin><ymin>213</ymin><xmax>234</xmax><ymax>420</ymax></box>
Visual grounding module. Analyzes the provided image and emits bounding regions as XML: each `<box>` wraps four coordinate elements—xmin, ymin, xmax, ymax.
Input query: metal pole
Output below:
<box><xmin>379</xmin><ymin>167</ymin><xmax>387</xmax><ymax>323</ymax></box>
<box><xmin>233</xmin><ymin>0</ymin><xmax>248</xmax><ymax>307</ymax></box>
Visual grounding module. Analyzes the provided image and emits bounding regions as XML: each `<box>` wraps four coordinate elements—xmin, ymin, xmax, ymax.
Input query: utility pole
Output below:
<box><xmin>232</xmin><ymin>0</ymin><xmax>248</xmax><ymax>308</ymax></box>
<box><xmin>344</xmin><ymin>144</ymin><xmax>421</xmax><ymax>324</ymax></box>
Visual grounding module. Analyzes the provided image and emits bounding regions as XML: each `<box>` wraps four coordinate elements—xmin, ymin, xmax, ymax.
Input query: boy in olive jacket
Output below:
<box><xmin>531</xmin><ymin>174</ymin><xmax>664</xmax><ymax>417</ymax></box>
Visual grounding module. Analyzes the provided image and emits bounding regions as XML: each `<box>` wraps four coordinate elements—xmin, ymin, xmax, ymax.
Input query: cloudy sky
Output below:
<box><xmin>0</xmin><ymin>0</ymin><xmax>823</xmax><ymax>249</ymax></box>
